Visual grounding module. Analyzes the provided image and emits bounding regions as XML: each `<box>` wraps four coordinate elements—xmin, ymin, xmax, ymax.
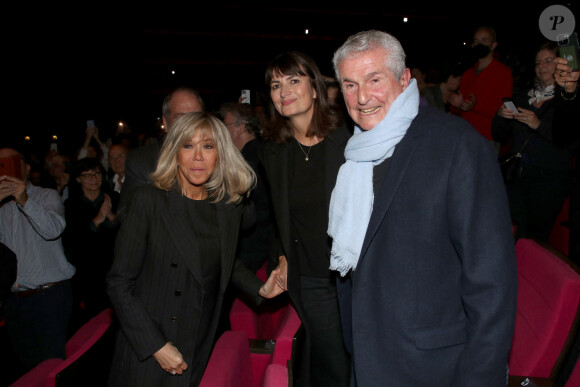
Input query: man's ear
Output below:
<box><xmin>400</xmin><ymin>68</ymin><xmax>412</xmax><ymax>90</ymax></box>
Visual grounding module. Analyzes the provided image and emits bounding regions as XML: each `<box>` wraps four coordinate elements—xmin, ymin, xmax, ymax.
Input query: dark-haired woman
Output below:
<box><xmin>63</xmin><ymin>157</ymin><xmax>120</xmax><ymax>329</ymax></box>
<box><xmin>260</xmin><ymin>51</ymin><xmax>351</xmax><ymax>387</ymax></box>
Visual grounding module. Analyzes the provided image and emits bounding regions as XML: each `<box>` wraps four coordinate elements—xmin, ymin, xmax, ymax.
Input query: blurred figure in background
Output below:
<box><xmin>63</xmin><ymin>157</ymin><xmax>119</xmax><ymax>329</ymax></box>
<box><xmin>492</xmin><ymin>41</ymin><xmax>572</xmax><ymax>241</ymax></box>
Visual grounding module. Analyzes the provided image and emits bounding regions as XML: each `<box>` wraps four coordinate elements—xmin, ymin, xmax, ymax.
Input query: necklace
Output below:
<box><xmin>296</xmin><ymin>140</ymin><xmax>312</xmax><ymax>161</ymax></box>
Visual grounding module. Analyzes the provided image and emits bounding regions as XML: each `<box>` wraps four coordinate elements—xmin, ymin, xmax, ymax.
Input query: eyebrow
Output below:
<box><xmin>342</xmin><ymin>71</ymin><xmax>382</xmax><ymax>84</ymax></box>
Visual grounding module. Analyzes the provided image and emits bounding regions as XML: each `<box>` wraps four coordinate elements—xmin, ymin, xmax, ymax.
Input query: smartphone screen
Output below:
<box><xmin>241</xmin><ymin>90</ymin><xmax>250</xmax><ymax>104</ymax></box>
<box><xmin>503</xmin><ymin>100</ymin><xmax>518</xmax><ymax>114</ymax></box>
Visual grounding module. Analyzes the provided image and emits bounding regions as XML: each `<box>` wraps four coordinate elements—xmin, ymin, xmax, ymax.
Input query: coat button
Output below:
<box><xmin>171</xmin><ymin>262</ymin><xmax>178</xmax><ymax>267</ymax></box>
<box><xmin>170</xmin><ymin>316</ymin><xmax>178</xmax><ymax>321</ymax></box>
<box><xmin>174</xmin><ymin>290</ymin><xmax>182</xmax><ymax>296</ymax></box>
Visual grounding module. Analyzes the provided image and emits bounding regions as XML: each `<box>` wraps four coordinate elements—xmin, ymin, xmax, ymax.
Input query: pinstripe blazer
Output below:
<box><xmin>107</xmin><ymin>185</ymin><xmax>262</xmax><ymax>387</ymax></box>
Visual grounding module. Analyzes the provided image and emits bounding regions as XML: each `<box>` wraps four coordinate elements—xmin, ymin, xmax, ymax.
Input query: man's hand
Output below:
<box><xmin>0</xmin><ymin>175</ymin><xmax>28</xmax><ymax>206</ymax></box>
<box><xmin>153</xmin><ymin>342</ymin><xmax>188</xmax><ymax>376</ymax></box>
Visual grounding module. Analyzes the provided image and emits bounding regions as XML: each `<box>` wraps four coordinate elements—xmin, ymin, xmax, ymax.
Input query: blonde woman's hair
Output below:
<box><xmin>151</xmin><ymin>112</ymin><xmax>256</xmax><ymax>204</ymax></box>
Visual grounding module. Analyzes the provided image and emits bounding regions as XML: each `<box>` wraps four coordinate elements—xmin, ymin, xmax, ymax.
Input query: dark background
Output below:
<box><xmin>5</xmin><ymin>2</ymin><xmax>578</xmax><ymax>157</ymax></box>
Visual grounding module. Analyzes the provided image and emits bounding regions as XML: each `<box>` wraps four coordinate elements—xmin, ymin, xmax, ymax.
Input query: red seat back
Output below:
<box><xmin>199</xmin><ymin>330</ymin><xmax>254</xmax><ymax>387</ymax></box>
<box><xmin>509</xmin><ymin>239</ymin><xmax>580</xmax><ymax>378</ymax></box>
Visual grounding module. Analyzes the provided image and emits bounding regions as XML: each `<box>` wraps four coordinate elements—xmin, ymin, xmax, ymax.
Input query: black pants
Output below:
<box><xmin>5</xmin><ymin>281</ymin><xmax>72</xmax><ymax>371</ymax></box>
<box><xmin>507</xmin><ymin>165</ymin><xmax>570</xmax><ymax>241</ymax></box>
<box><xmin>300</xmin><ymin>275</ymin><xmax>350</xmax><ymax>387</ymax></box>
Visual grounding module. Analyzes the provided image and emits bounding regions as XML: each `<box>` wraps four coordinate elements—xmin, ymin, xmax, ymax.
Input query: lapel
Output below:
<box><xmin>164</xmin><ymin>189</ymin><xmax>242</xmax><ymax>292</ymax></box>
<box><xmin>215</xmin><ymin>200</ymin><xmax>242</xmax><ymax>292</ymax></box>
<box><xmin>263</xmin><ymin>142</ymin><xmax>292</xmax><ymax>250</ymax></box>
<box><xmin>165</xmin><ymin>188</ymin><xmax>203</xmax><ymax>286</ymax></box>
<box><xmin>324</xmin><ymin>125</ymin><xmax>350</xmax><ymax>207</ymax></box>
<box><xmin>358</xmin><ymin>121</ymin><xmax>423</xmax><ymax>261</ymax></box>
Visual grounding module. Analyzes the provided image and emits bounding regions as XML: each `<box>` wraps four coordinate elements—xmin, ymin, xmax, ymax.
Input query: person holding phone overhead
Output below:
<box><xmin>260</xmin><ymin>51</ymin><xmax>351</xmax><ymax>386</ymax></box>
<box><xmin>492</xmin><ymin>41</ymin><xmax>573</xmax><ymax>241</ymax></box>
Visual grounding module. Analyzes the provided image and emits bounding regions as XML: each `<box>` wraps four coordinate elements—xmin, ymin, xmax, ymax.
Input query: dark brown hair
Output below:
<box><xmin>263</xmin><ymin>51</ymin><xmax>341</xmax><ymax>143</ymax></box>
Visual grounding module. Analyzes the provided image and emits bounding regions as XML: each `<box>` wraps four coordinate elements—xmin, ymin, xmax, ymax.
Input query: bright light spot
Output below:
<box><xmin>171</xmin><ymin>70</ymin><xmax>176</xmax><ymax>75</ymax></box>
<box><xmin>305</xmin><ymin>29</ymin><xmax>309</xmax><ymax>35</ymax></box>
<box><xmin>403</xmin><ymin>17</ymin><xmax>408</xmax><ymax>22</ymax></box>
<box><xmin>24</xmin><ymin>136</ymin><xmax>31</xmax><ymax>141</ymax></box>
<box><xmin>118</xmin><ymin>122</ymin><xmax>124</xmax><ymax>127</ymax></box>
<box><xmin>52</xmin><ymin>135</ymin><xmax>58</xmax><ymax>140</ymax></box>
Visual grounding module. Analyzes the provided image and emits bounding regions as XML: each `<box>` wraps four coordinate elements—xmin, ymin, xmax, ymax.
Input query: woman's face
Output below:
<box><xmin>76</xmin><ymin>168</ymin><xmax>102</xmax><ymax>194</ymax></box>
<box><xmin>535</xmin><ymin>49</ymin><xmax>557</xmax><ymax>87</ymax></box>
<box><xmin>177</xmin><ymin>130</ymin><xmax>218</xmax><ymax>199</ymax></box>
<box><xmin>269</xmin><ymin>69</ymin><xmax>316</xmax><ymax>121</ymax></box>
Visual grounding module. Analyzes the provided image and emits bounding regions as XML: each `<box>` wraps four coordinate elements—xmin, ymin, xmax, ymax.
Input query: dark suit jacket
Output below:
<box><xmin>259</xmin><ymin>124</ymin><xmax>351</xmax><ymax>383</ymax></box>
<box><xmin>107</xmin><ymin>185</ymin><xmax>263</xmax><ymax>387</ymax></box>
<box><xmin>338</xmin><ymin>107</ymin><xmax>518</xmax><ymax>387</ymax></box>
<box><xmin>118</xmin><ymin>138</ymin><xmax>162</xmax><ymax>219</ymax></box>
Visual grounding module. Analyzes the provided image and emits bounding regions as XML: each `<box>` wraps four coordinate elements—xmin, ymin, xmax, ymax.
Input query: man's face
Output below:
<box><xmin>338</xmin><ymin>47</ymin><xmax>410</xmax><ymax>131</ymax></box>
<box><xmin>163</xmin><ymin>91</ymin><xmax>203</xmax><ymax>130</ymax></box>
<box><xmin>108</xmin><ymin>145</ymin><xmax>127</xmax><ymax>175</ymax></box>
<box><xmin>472</xmin><ymin>29</ymin><xmax>497</xmax><ymax>53</ymax></box>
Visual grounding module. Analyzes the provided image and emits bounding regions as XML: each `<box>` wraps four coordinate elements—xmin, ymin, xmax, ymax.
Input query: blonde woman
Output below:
<box><xmin>107</xmin><ymin>112</ymin><xmax>286</xmax><ymax>386</ymax></box>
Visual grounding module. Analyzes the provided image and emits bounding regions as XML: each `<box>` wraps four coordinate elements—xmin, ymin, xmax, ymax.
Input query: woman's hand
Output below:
<box><xmin>94</xmin><ymin>194</ymin><xmax>113</xmax><ymax>226</ymax></box>
<box><xmin>497</xmin><ymin>105</ymin><xmax>515</xmax><ymax>119</ymax></box>
<box><xmin>513</xmin><ymin>107</ymin><xmax>541</xmax><ymax>130</ymax></box>
<box><xmin>153</xmin><ymin>342</ymin><xmax>188</xmax><ymax>376</ymax></box>
<box><xmin>459</xmin><ymin>93</ymin><xmax>476</xmax><ymax>111</ymax></box>
<box><xmin>554</xmin><ymin>57</ymin><xmax>579</xmax><ymax>93</ymax></box>
<box><xmin>259</xmin><ymin>255</ymin><xmax>288</xmax><ymax>298</ymax></box>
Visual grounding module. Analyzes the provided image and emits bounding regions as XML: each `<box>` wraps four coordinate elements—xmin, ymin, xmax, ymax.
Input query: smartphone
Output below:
<box><xmin>558</xmin><ymin>32</ymin><xmax>580</xmax><ymax>71</ymax></box>
<box><xmin>241</xmin><ymin>90</ymin><xmax>251</xmax><ymax>104</ymax></box>
<box><xmin>0</xmin><ymin>155</ymin><xmax>23</xmax><ymax>179</ymax></box>
<box><xmin>87</xmin><ymin>120</ymin><xmax>95</xmax><ymax>128</ymax></box>
<box><xmin>503</xmin><ymin>98</ymin><xmax>518</xmax><ymax>114</ymax></box>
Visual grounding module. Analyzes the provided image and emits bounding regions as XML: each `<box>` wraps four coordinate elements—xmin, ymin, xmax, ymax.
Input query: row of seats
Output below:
<box><xmin>13</xmin><ymin>238</ymin><xmax>580</xmax><ymax>386</ymax></box>
<box><xmin>200</xmin><ymin>262</ymin><xmax>302</xmax><ymax>387</ymax></box>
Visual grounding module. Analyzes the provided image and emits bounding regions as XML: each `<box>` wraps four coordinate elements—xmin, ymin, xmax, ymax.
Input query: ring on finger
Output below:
<box><xmin>171</xmin><ymin>370</ymin><xmax>177</xmax><ymax>375</ymax></box>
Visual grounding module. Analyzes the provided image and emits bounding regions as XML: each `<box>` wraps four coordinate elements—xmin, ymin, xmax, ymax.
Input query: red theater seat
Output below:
<box><xmin>10</xmin><ymin>308</ymin><xmax>115</xmax><ymax>387</ymax></box>
<box><xmin>508</xmin><ymin>239</ymin><xmax>580</xmax><ymax>380</ymax></box>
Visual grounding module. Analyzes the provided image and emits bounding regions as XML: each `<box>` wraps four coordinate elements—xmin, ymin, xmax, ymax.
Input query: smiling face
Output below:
<box><xmin>338</xmin><ymin>47</ymin><xmax>410</xmax><ymax>131</ymax></box>
<box><xmin>177</xmin><ymin>130</ymin><xmax>218</xmax><ymax>199</ymax></box>
<box><xmin>269</xmin><ymin>69</ymin><xmax>317</xmax><ymax>123</ymax></box>
<box><xmin>535</xmin><ymin>48</ymin><xmax>557</xmax><ymax>87</ymax></box>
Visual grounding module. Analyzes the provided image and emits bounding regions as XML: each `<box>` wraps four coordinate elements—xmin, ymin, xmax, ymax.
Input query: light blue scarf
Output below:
<box><xmin>328</xmin><ymin>78</ymin><xmax>419</xmax><ymax>276</ymax></box>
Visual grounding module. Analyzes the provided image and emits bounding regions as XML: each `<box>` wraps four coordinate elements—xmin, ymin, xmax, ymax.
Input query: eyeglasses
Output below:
<box><xmin>535</xmin><ymin>57</ymin><xmax>555</xmax><ymax>66</ymax></box>
<box><xmin>224</xmin><ymin>120</ymin><xmax>242</xmax><ymax>127</ymax></box>
<box><xmin>80</xmin><ymin>171</ymin><xmax>102</xmax><ymax>179</ymax></box>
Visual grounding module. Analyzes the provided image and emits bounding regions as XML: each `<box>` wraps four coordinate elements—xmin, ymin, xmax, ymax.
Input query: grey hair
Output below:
<box><xmin>332</xmin><ymin>30</ymin><xmax>406</xmax><ymax>82</ymax></box>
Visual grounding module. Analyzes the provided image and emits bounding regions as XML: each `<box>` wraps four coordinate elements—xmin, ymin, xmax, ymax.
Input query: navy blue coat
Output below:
<box><xmin>338</xmin><ymin>106</ymin><xmax>518</xmax><ymax>386</ymax></box>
